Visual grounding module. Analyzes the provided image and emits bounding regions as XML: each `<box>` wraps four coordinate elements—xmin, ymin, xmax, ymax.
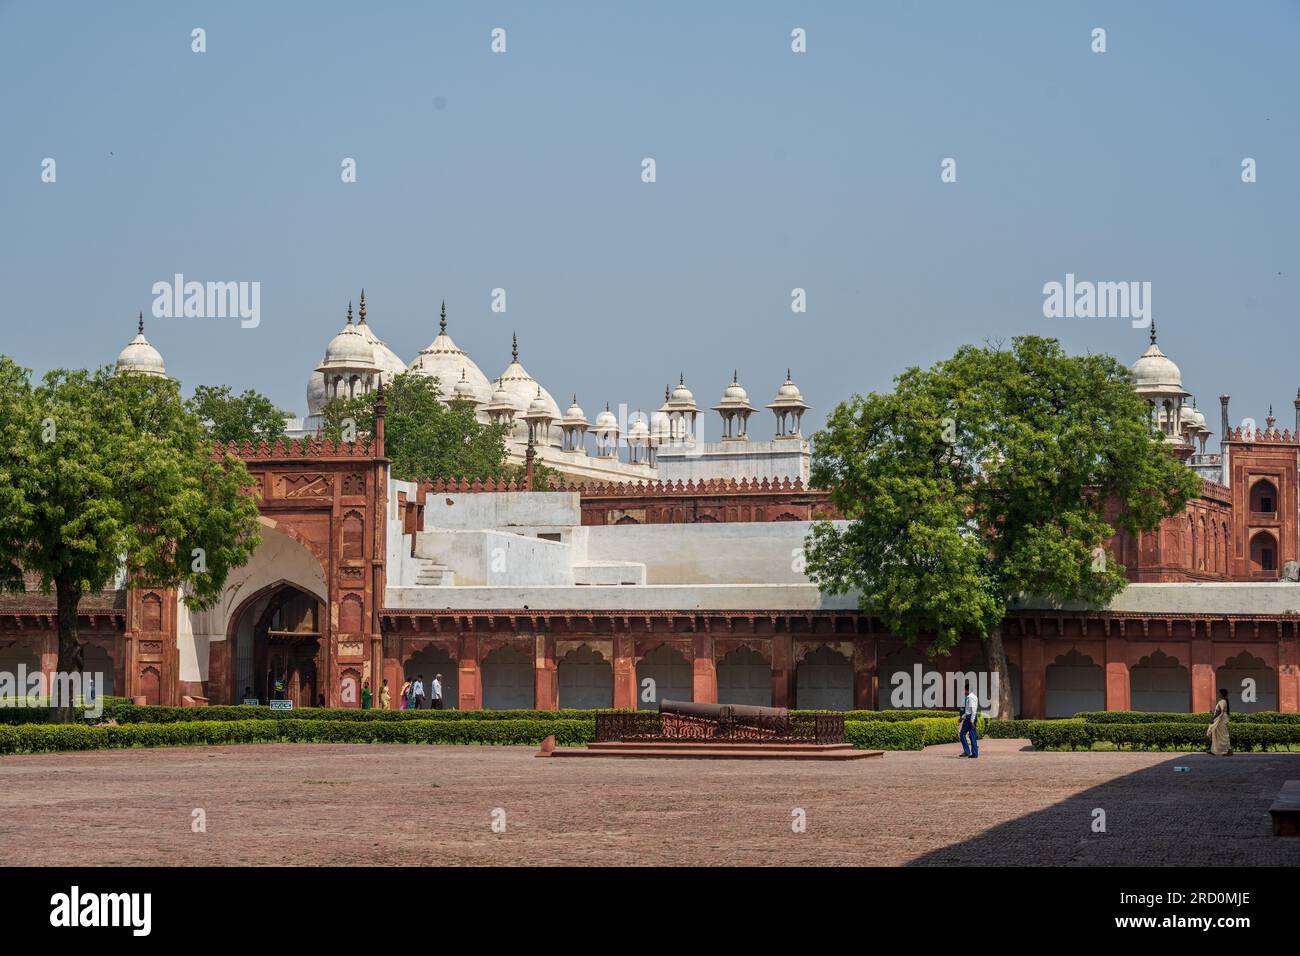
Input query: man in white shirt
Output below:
<box><xmin>412</xmin><ymin>674</ymin><xmax>426</xmax><ymax>710</ymax></box>
<box><xmin>431</xmin><ymin>674</ymin><xmax>443</xmax><ymax>710</ymax></box>
<box><xmin>959</xmin><ymin>682</ymin><xmax>980</xmax><ymax>758</ymax></box>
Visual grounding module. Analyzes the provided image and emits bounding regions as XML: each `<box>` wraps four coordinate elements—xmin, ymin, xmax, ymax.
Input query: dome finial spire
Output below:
<box><xmin>1149</xmin><ymin>318</ymin><xmax>1157</xmax><ymax>346</ymax></box>
<box><xmin>346</xmin><ymin>301</ymin><xmax>353</xmax><ymax>325</ymax></box>
<box><xmin>358</xmin><ymin>289</ymin><xmax>367</xmax><ymax>324</ymax></box>
<box><xmin>137</xmin><ymin>312</ymin><xmax>144</xmax><ymax>335</ymax></box>
<box><xmin>440</xmin><ymin>300</ymin><xmax>447</xmax><ymax>334</ymax></box>
<box><xmin>511</xmin><ymin>332</ymin><xmax>518</xmax><ymax>362</ymax></box>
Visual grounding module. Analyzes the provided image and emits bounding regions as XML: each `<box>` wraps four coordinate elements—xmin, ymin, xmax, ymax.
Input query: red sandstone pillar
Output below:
<box><xmin>1190</xmin><ymin>631</ymin><xmax>1215</xmax><ymax>715</ymax></box>
<box><xmin>1277</xmin><ymin>631</ymin><xmax>1298</xmax><ymax>713</ymax></box>
<box><xmin>692</xmin><ymin>633</ymin><xmax>716</xmax><ymax>704</ymax></box>
<box><xmin>1104</xmin><ymin>637</ymin><xmax>1131</xmax><ymax>712</ymax></box>
<box><xmin>853</xmin><ymin>639</ymin><xmax>877</xmax><ymax>710</ymax></box>
<box><xmin>459</xmin><ymin>635</ymin><xmax>482</xmax><ymax>710</ymax></box>
<box><xmin>534</xmin><ymin>634</ymin><xmax>557</xmax><ymax>710</ymax></box>
<box><xmin>612</xmin><ymin>635</ymin><xmax>637</xmax><ymax>710</ymax></box>
<box><xmin>771</xmin><ymin>633</ymin><xmax>793</xmax><ymax>708</ymax></box>
<box><xmin>1021</xmin><ymin>637</ymin><xmax>1045</xmax><ymax>719</ymax></box>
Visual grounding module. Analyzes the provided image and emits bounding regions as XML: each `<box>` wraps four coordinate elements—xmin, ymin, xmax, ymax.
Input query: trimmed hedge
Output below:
<box><xmin>65</xmin><ymin>704</ymin><xmax>624</xmax><ymax>725</ymax></box>
<box><xmin>844</xmin><ymin>720</ymin><xmax>926</xmax><ymax>750</ymax></box>
<box><xmin>1074</xmin><ymin>710</ymin><xmax>1300</xmax><ymax>725</ymax></box>
<box><xmin>1028</xmin><ymin>720</ymin><xmax>1300</xmax><ymax>752</ymax></box>
<box><xmin>0</xmin><ymin>718</ymin><xmax>595</xmax><ymax>755</ymax></box>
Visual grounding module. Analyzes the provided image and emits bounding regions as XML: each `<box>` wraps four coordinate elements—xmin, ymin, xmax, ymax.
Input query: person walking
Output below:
<box><xmin>361</xmin><ymin>681</ymin><xmax>372</xmax><ymax>710</ymax></box>
<box><xmin>431</xmin><ymin>674</ymin><xmax>443</xmax><ymax>710</ymax></box>
<box><xmin>412</xmin><ymin>674</ymin><xmax>426</xmax><ymax>710</ymax></box>
<box><xmin>1208</xmin><ymin>688</ymin><xmax>1232</xmax><ymax>755</ymax></box>
<box><xmin>379</xmin><ymin>679</ymin><xmax>391</xmax><ymax>710</ymax></box>
<box><xmin>959</xmin><ymin>682</ymin><xmax>980</xmax><ymax>758</ymax></box>
<box><xmin>399</xmin><ymin>679</ymin><xmax>412</xmax><ymax>711</ymax></box>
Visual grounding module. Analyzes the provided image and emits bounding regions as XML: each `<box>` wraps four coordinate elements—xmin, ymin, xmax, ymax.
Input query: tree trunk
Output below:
<box><xmin>53</xmin><ymin>576</ymin><xmax>84</xmax><ymax>724</ymax></box>
<box><xmin>986</xmin><ymin>621</ymin><xmax>1014</xmax><ymax>720</ymax></box>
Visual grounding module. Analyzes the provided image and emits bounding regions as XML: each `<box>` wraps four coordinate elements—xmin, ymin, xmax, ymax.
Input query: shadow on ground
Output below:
<box><xmin>908</xmin><ymin>750</ymin><xmax>1300</xmax><ymax>866</ymax></box>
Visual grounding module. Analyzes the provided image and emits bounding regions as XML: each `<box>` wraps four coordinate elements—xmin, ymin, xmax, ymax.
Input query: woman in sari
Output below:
<box><xmin>1208</xmin><ymin>688</ymin><xmax>1232</xmax><ymax>755</ymax></box>
<box><xmin>399</xmin><ymin>679</ymin><xmax>412</xmax><ymax>711</ymax></box>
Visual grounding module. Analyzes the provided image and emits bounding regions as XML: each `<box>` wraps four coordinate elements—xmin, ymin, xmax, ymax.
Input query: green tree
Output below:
<box><xmin>805</xmin><ymin>336</ymin><xmax>1202</xmax><ymax>718</ymax></box>
<box><xmin>320</xmin><ymin>372</ymin><xmax>514</xmax><ymax>483</ymax></box>
<box><xmin>0</xmin><ymin>361</ymin><xmax>263</xmax><ymax>720</ymax></box>
<box><xmin>187</xmin><ymin>384</ymin><xmax>289</xmax><ymax>445</ymax></box>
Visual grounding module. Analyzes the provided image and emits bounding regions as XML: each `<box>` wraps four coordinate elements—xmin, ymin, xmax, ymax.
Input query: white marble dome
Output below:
<box><xmin>116</xmin><ymin>314</ymin><xmax>167</xmax><ymax>378</ymax></box>
<box><xmin>495</xmin><ymin>333</ymin><xmax>562</xmax><ymax>443</ymax></box>
<box><xmin>408</xmin><ymin>303</ymin><xmax>493</xmax><ymax>404</ymax></box>
<box><xmin>1129</xmin><ymin>323</ymin><xmax>1183</xmax><ymax>394</ymax></box>
<box><xmin>308</xmin><ymin>297</ymin><xmax>404</xmax><ymax>415</ymax></box>
<box><xmin>563</xmin><ymin>396</ymin><xmax>587</xmax><ymax>424</ymax></box>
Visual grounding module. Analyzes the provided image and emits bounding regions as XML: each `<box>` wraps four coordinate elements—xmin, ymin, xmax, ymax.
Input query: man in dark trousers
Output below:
<box><xmin>959</xmin><ymin>681</ymin><xmax>980</xmax><ymax>758</ymax></box>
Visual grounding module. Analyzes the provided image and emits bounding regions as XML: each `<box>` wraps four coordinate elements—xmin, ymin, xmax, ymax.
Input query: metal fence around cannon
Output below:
<box><xmin>595</xmin><ymin>705</ymin><xmax>845</xmax><ymax>745</ymax></box>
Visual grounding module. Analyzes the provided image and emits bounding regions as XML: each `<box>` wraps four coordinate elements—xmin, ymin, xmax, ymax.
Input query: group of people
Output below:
<box><xmin>356</xmin><ymin>674</ymin><xmax>445</xmax><ymax>710</ymax></box>
<box><xmin>396</xmin><ymin>674</ymin><xmax>444</xmax><ymax>710</ymax></box>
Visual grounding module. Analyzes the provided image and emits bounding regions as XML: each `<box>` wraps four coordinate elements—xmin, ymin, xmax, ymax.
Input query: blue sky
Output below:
<box><xmin>1</xmin><ymin>1</ymin><xmax>1296</xmax><ymax>440</ymax></box>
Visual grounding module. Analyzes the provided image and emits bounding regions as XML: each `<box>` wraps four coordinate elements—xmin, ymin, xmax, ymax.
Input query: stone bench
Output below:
<box><xmin>1269</xmin><ymin>780</ymin><xmax>1300</xmax><ymax>836</ymax></box>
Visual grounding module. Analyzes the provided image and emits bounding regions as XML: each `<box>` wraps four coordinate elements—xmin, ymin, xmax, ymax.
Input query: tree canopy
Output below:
<box><xmin>187</xmin><ymin>384</ymin><xmax>289</xmax><ymax>445</ymax></box>
<box><xmin>805</xmin><ymin>336</ymin><xmax>1202</xmax><ymax>715</ymax></box>
<box><xmin>0</xmin><ymin>360</ymin><xmax>263</xmax><ymax>716</ymax></box>
<box><xmin>320</xmin><ymin>372</ymin><xmax>516</xmax><ymax>484</ymax></box>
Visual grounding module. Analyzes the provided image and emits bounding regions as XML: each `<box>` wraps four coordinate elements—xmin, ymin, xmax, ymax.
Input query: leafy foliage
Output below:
<box><xmin>0</xmin><ymin>361</ymin><xmax>263</xmax><ymax>717</ymax></box>
<box><xmin>805</xmin><ymin>337</ymin><xmax>1202</xmax><ymax>709</ymax></box>
<box><xmin>320</xmin><ymin>372</ymin><xmax>513</xmax><ymax>483</ymax></box>
<box><xmin>187</xmin><ymin>384</ymin><xmax>289</xmax><ymax>445</ymax></box>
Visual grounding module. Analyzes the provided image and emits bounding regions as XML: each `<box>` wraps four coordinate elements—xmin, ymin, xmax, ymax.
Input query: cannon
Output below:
<box><xmin>658</xmin><ymin>699</ymin><xmax>788</xmax><ymax>720</ymax></box>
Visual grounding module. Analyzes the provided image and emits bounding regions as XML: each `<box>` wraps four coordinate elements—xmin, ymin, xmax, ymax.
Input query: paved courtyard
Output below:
<box><xmin>1</xmin><ymin>739</ymin><xmax>1297</xmax><ymax>866</ymax></box>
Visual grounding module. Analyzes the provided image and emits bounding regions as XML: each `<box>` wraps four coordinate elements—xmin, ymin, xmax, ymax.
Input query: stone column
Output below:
<box><xmin>534</xmin><ymin>633</ymin><xmax>558</xmax><ymax>710</ymax></box>
<box><xmin>853</xmin><ymin>638</ymin><xmax>877</xmax><ymax>710</ymax></box>
<box><xmin>1020</xmin><ymin>637</ymin><xmax>1046</xmax><ymax>719</ymax></box>
<box><xmin>1190</xmin><ymin>628</ymin><xmax>1215</xmax><ymax>715</ymax></box>
<box><xmin>458</xmin><ymin>634</ymin><xmax>482</xmax><ymax>710</ymax></box>
<box><xmin>771</xmin><ymin>633</ymin><xmax>793</xmax><ymax>708</ymax></box>
<box><xmin>612</xmin><ymin>635</ymin><xmax>638</xmax><ymax>710</ymax></box>
<box><xmin>1104</xmin><ymin>637</ymin><xmax>1131</xmax><ymax>712</ymax></box>
<box><xmin>692</xmin><ymin>633</ymin><xmax>716</xmax><ymax>704</ymax></box>
<box><xmin>1278</xmin><ymin>626</ymin><xmax>1298</xmax><ymax>713</ymax></box>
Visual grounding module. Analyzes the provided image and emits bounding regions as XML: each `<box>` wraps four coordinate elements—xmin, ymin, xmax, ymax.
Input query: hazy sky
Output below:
<box><xmin>2</xmin><ymin>1</ymin><xmax>1296</xmax><ymax>445</ymax></box>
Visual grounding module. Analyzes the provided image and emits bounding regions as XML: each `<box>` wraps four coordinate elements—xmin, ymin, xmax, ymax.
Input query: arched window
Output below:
<box><xmin>1249</xmin><ymin>531</ymin><xmax>1278</xmax><ymax>575</ymax></box>
<box><xmin>1250</xmin><ymin>479</ymin><xmax>1278</xmax><ymax>515</ymax></box>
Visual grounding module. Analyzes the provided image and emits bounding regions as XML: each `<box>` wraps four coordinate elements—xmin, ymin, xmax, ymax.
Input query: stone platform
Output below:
<box><xmin>539</xmin><ymin>740</ymin><xmax>882</xmax><ymax>760</ymax></box>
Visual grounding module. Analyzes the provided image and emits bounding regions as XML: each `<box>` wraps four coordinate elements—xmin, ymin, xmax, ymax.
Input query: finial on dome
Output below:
<box><xmin>1149</xmin><ymin>319</ymin><xmax>1157</xmax><ymax>346</ymax></box>
<box><xmin>137</xmin><ymin>312</ymin><xmax>144</xmax><ymax>335</ymax></box>
<box><xmin>733</xmin><ymin>369</ymin><xmax>739</xmax><ymax>384</ymax></box>
<box><xmin>346</xmin><ymin>301</ymin><xmax>353</xmax><ymax>325</ymax></box>
<box><xmin>358</xmin><ymin>289</ymin><xmax>367</xmax><ymax>324</ymax></box>
<box><xmin>511</xmin><ymin>332</ymin><xmax>519</xmax><ymax>362</ymax></box>
<box><xmin>679</xmin><ymin>372</ymin><xmax>685</xmax><ymax>385</ymax></box>
<box><xmin>1267</xmin><ymin>405</ymin><xmax>1276</xmax><ymax>429</ymax></box>
<box><xmin>665</xmin><ymin>384</ymin><xmax>670</xmax><ymax>401</ymax></box>
<box><xmin>787</xmin><ymin>368</ymin><xmax>792</xmax><ymax>381</ymax></box>
<box><xmin>440</xmin><ymin>300</ymin><xmax>447</xmax><ymax>334</ymax></box>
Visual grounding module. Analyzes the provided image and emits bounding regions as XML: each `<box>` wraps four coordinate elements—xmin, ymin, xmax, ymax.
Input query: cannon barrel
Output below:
<box><xmin>659</xmin><ymin>699</ymin><xmax>789</xmax><ymax>719</ymax></box>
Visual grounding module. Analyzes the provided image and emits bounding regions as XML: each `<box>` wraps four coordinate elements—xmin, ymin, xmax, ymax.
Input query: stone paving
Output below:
<box><xmin>1</xmin><ymin>740</ymin><xmax>1297</xmax><ymax>866</ymax></box>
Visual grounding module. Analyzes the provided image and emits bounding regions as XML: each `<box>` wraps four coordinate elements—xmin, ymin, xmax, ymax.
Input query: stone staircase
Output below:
<box><xmin>413</xmin><ymin>559</ymin><xmax>455</xmax><ymax>587</ymax></box>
